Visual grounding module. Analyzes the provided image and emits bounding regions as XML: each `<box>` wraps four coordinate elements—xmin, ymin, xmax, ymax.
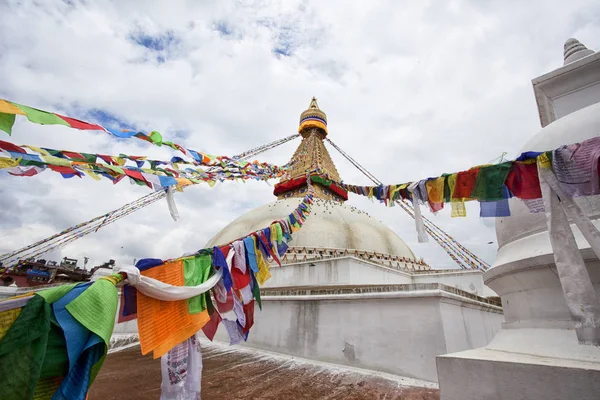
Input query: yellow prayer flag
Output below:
<box><xmin>0</xmin><ymin>100</ymin><xmax>25</xmax><ymax>115</ymax></box>
<box><xmin>42</xmin><ymin>155</ymin><xmax>71</xmax><ymax>167</ymax></box>
<box><xmin>175</xmin><ymin>178</ymin><xmax>193</xmax><ymax>188</ymax></box>
<box><xmin>81</xmin><ymin>169</ymin><xmax>101</xmax><ymax>181</ymax></box>
<box><xmin>426</xmin><ymin>177</ymin><xmax>445</xmax><ymax>203</ymax></box>
<box><xmin>447</xmin><ymin>173</ymin><xmax>467</xmax><ymax>217</ymax></box>
<box><xmin>451</xmin><ymin>200</ymin><xmax>467</xmax><ymax>218</ymax></box>
<box><xmin>537</xmin><ymin>152</ymin><xmax>552</xmax><ymax>169</ymax></box>
<box><xmin>0</xmin><ymin>308</ymin><xmax>21</xmax><ymax>341</ymax></box>
<box><xmin>22</xmin><ymin>145</ymin><xmax>50</xmax><ymax>156</ymax></box>
<box><xmin>255</xmin><ymin>239</ymin><xmax>272</xmax><ymax>285</ymax></box>
<box><xmin>0</xmin><ymin>157</ymin><xmax>21</xmax><ymax>169</ymax></box>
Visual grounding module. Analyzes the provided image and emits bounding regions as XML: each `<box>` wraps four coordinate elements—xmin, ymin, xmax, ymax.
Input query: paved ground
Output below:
<box><xmin>90</xmin><ymin>343</ymin><xmax>439</xmax><ymax>400</ymax></box>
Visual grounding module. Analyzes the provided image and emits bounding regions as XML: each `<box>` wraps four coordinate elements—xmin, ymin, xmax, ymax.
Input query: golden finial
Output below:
<box><xmin>299</xmin><ymin>97</ymin><xmax>327</xmax><ymax>135</ymax></box>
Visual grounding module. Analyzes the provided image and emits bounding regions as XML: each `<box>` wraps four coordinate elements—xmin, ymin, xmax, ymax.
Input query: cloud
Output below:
<box><xmin>0</xmin><ymin>0</ymin><xmax>598</xmax><ymax>270</ymax></box>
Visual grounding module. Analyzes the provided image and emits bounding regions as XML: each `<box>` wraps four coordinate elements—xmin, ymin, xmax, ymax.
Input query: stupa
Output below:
<box><xmin>207</xmin><ymin>98</ymin><xmax>503</xmax><ymax>382</ymax></box>
<box><xmin>437</xmin><ymin>38</ymin><xmax>600</xmax><ymax>399</ymax></box>
<box><xmin>207</xmin><ymin>98</ymin><xmax>426</xmax><ymax>275</ymax></box>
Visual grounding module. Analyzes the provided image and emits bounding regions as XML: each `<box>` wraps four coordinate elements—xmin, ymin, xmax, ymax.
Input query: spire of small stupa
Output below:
<box><xmin>564</xmin><ymin>38</ymin><xmax>594</xmax><ymax>65</ymax></box>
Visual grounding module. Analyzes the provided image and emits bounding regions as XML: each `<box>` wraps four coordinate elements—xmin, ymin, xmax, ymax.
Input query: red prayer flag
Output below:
<box><xmin>123</xmin><ymin>169</ymin><xmax>151</xmax><ymax>188</ymax></box>
<box><xmin>98</xmin><ymin>154</ymin><xmax>116</xmax><ymax>165</ymax></box>
<box><xmin>215</xmin><ymin>292</ymin><xmax>234</xmax><ymax>314</ymax></box>
<box><xmin>505</xmin><ymin>162</ymin><xmax>542</xmax><ymax>199</ymax></box>
<box><xmin>9</xmin><ymin>167</ymin><xmax>40</xmax><ymax>177</ymax></box>
<box><xmin>48</xmin><ymin>165</ymin><xmax>80</xmax><ymax>175</ymax></box>
<box><xmin>62</xmin><ymin>150</ymin><xmax>86</xmax><ymax>160</ymax></box>
<box><xmin>219</xmin><ymin>245</ymin><xmax>230</xmax><ymax>258</ymax></box>
<box><xmin>242</xmin><ymin>300</ymin><xmax>255</xmax><ymax>334</ymax></box>
<box><xmin>202</xmin><ymin>309</ymin><xmax>222</xmax><ymax>341</ymax></box>
<box><xmin>453</xmin><ymin>169</ymin><xmax>479</xmax><ymax>199</ymax></box>
<box><xmin>231</xmin><ymin>266</ymin><xmax>251</xmax><ymax>291</ymax></box>
<box><xmin>0</xmin><ymin>140</ymin><xmax>26</xmax><ymax>153</ymax></box>
<box><xmin>56</xmin><ymin>114</ymin><xmax>104</xmax><ymax>131</ymax></box>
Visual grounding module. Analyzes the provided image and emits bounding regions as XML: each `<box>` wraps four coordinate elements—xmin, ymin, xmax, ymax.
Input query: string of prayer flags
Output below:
<box><xmin>0</xmin><ymin>98</ymin><xmax>288</xmax><ymax>172</ymax></box>
<box><xmin>339</xmin><ymin>136</ymin><xmax>600</xmax><ymax>220</ymax></box>
<box><xmin>0</xmin><ymin>140</ymin><xmax>285</xmax><ymax>190</ymax></box>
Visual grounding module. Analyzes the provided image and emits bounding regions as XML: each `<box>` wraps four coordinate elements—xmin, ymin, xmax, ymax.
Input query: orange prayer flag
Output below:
<box><xmin>136</xmin><ymin>260</ymin><xmax>210</xmax><ymax>359</ymax></box>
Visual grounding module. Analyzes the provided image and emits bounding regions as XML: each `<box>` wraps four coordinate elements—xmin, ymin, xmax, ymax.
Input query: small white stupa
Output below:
<box><xmin>437</xmin><ymin>38</ymin><xmax>600</xmax><ymax>400</ymax></box>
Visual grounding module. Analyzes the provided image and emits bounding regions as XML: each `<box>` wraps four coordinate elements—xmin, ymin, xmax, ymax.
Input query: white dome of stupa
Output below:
<box><xmin>495</xmin><ymin>101</ymin><xmax>600</xmax><ymax>250</ymax></box>
<box><xmin>205</xmin><ymin>197</ymin><xmax>418</xmax><ymax>260</ymax></box>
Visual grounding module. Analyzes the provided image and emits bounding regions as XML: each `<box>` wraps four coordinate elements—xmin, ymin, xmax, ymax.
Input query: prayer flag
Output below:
<box><xmin>0</xmin><ymin>113</ymin><xmax>15</xmax><ymax>135</ymax></box>
<box><xmin>505</xmin><ymin>161</ymin><xmax>541</xmax><ymax>199</ymax></box>
<box><xmin>453</xmin><ymin>169</ymin><xmax>479</xmax><ymax>199</ymax></box>
<box><xmin>471</xmin><ymin>162</ymin><xmax>512</xmax><ymax>201</ymax></box>
<box><xmin>12</xmin><ymin>103</ymin><xmax>70</xmax><ymax>127</ymax></box>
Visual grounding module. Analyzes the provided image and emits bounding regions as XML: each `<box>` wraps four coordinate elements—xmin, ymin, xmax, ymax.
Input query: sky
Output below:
<box><xmin>0</xmin><ymin>0</ymin><xmax>599</xmax><ymax>270</ymax></box>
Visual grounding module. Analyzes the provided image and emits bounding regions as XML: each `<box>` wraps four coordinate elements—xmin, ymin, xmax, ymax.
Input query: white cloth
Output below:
<box><xmin>407</xmin><ymin>182</ymin><xmax>428</xmax><ymax>243</ymax></box>
<box><xmin>222</xmin><ymin>319</ymin><xmax>244</xmax><ymax>345</ymax></box>
<box><xmin>225</xmin><ymin>246</ymin><xmax>235</xmax><ymax>270</ymax></box>
<box><xmin>142</xmin><ymin>173</ymin><xmax>163</xmax><ymax>191</ymax></box>
<box><xmin>0</xmin><ymin>295</ymin><xmax>33</xmax><ymax>312</ymax></box>
<box><xmin>160</xmin><ymin>332</ymin><xmax>202</xmax><ymax>400</ymax></box>
<box><xmin>117</xmin><ymin>265</ymin><xmax>222</xmax><ymax>301</ymax></box>
<box><xmin>232</xmin><ymin>241</ymin><xmax>246</xmax><ymax>273</ymax></box>
<box><xmin>166</xmin><ymin>186</ymin><xmax>180</xmax><ymax>222</ymax></box>
<box><xmin>539</xmin><ymin>164</ymin><xmax>600</xmax><ymax>344</ymax></box>
<box><xmin>232</xmin><ymin>294</ymin><xmax>246</xmax><ymax>327</ymax></box>
<box><xmin>239</xmin><ymin>285</ymin><xmax>254</xmax><ymax>305</ymax></box>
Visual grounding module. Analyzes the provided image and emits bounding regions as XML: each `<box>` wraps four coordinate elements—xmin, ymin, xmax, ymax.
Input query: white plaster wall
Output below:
<box><xmin>553</xmin><ymin>81</ymin><xmax>600</xmax><ymax>119</ymax></box>
<box><xmin>262</xmin><ymin>257</ymin><xmax>412</xmax><ymax>288</ymax></box>
<box><xmin>214</xmin><ymin>293</ymin><xmax>503</xmax><ymax>382</ymax></box>
<box><xmin>412</xmin><ymin>271</ymin><xmax>497</xmax><ymax>297</ymax></box>
<box><xmin>438</xmin><ymin>299</ymin><xmax>503</xmax><ymax>354</ymax></box>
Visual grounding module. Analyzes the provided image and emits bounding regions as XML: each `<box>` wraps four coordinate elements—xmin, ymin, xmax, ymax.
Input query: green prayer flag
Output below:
<box><xmin>19</xmin><ymin>159</ymin><xmax>46</xmax><ymax>167</ymax></box>
<box><xmin>471</xmin><ymin>162</ymin><xmax>512</xmax><ymax>201</ymax></box>
<box><xmin>0</xmin><ymin>112</ymin><xmax>16</xmax><ymax>135</ymax></box>
<box><xmin>104</xmin><ymin>165</ymin><xmax>125</xmax><ymax>175</ymax></box>
<box><xmin>251</xmin><ymin>272</ymin><xmax>262</xmax><ymax>310</ymax></box>
<box><xmin>38</xmin><ymin>283</ymin><xmax>77</xmax><ymax>304</ymax></box>
<box><xmin>149</xmin><ymin>131</ymin><xmax>163</xmax><ymax>146</ymax></box>
<box><xmin>12</xmin><ymin>103</ymin><xmax>70</xmax><ymax>127</ymax></box>
<box><xmin>442</xmin><ymin>173</ymin><xmax>452</xmax><ymax>203</ymax></box>
<box><xmin>163</xmin><ymin>141</ymin><xmax>178</xmax><ymax>150</ymax></box>
<box><xmin>0</xmin><ymin>295</ymin><xmax>51</xmax><ymax>399</ymax></box>
<box><xmin>81</xmin><ymin>153</ymin><xmax>97</xmax><ymax>163</ymax></box>
<box><xmin>65</xmin><ymin>279</ymin><xmax>118</xmax><ymax>346</ymax></box>
<box><xmin>40</xmin><ymin>312</ymin><xmax>69</xmax><ymax>379</ymax></box>
<box><xmin>184</xmin><ymin>252</ymin><xmax>213</xmax><ymax>314</ymax></box>
<box><xmin>275</xmin><ymin>222</ymin><xmax>283</xmax><ymax>245</ymax></box>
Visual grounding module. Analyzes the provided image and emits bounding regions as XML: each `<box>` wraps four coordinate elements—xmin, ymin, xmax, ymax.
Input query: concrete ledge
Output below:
<box><xmin>261</xmin><ymin>283</ymin><xmax>503</xmax><ymax>312</ymax></box>
<box><xmin>437</xmin><ymin>349</ymin><xmax>600</xmax><ymax>400</ymax></box>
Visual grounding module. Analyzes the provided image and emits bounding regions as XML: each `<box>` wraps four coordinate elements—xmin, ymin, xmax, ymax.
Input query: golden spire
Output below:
<box><xmin>273</xmin><ymin>98</ymin><xmax>347</xmax><ymax>202</ymax></box>
<box><xmin>298</xmin><ymin>97</ymin><xmax>328</xmax><ymax>136</ymax></box>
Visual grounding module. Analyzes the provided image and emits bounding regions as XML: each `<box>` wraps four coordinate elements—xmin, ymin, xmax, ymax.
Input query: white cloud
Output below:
<box><xmin>0</xmin><ymin>0</ymin><xmax>598</xmax><ymax>269</ymax></box>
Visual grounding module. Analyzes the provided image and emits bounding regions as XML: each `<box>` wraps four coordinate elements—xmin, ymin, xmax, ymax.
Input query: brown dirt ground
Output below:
<box><xmin>89</xmin><ymin>344</ymin><xmax>440</xmax><ymax>400</ymax></box>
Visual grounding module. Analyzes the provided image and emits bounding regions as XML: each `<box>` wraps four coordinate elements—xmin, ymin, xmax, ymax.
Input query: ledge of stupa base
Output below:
<box><xmin>437</xmin><ymin>328</ymin><xmax>600</xmax><ymax>400</ymax></box>
<box><xmin>264</xmin><ymin>256</ymin><xmax>498</xmax><ymax>299</ymax></box>
<box><xmin>260</xmin><ymin>282</ymin><xmax>502</xmax><ymax>310</ymax></box>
